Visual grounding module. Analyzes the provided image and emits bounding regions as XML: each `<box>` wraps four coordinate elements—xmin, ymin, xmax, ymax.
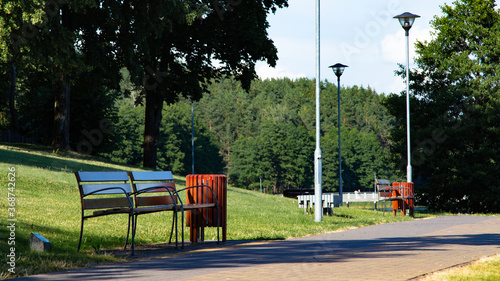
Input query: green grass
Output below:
<box><xmin>420</xmin><ymin>254</ymin><xmax>500</xmax><ymax>281</ymax></box>
<box><xmin>1</xmin><ymin>143</ymin><xmax>422</xmax><ymax>279</ymax></box>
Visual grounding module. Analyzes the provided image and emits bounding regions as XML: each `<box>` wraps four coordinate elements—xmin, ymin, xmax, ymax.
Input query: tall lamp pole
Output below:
<box><xmin>314</xmin><ymin>0</ymin><xmax>322</xmax><ymax>222</ymax></box>
<box><xmin>394</xmin><ymin>12</ymin><xmax>419</xmax><ymax>183</ymax></box>
<box><xmin>329</xmin><ymin>63</ymin><xmax>348</xmax><ymax>206</ymax></box>
<box><xmin>190</xmin><ymin>96</ymin><xmax>195</xmax><ymax>175</ymax></box>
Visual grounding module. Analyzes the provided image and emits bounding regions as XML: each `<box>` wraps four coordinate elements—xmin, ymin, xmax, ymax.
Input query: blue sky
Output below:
<box><xmin>256</xmin><ymin>0</ymin><xmax>451</xmax><ymax>95</ymax></box>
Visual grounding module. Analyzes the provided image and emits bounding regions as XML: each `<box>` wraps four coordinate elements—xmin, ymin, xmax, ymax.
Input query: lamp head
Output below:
<box><xmin>329</xmin><ymin>63</ymin><xmax>348</xmax><ymax>78</ymax></box>
<box><xmin>394</xmin><ymin>12</ymin><xmax>420</xmax><ymax>32</ymax></box>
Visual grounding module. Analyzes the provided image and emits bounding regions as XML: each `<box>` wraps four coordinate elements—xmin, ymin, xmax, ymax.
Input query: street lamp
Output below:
<box><xmin>394</xmin><ymin>12</ymin><xmax>419</xmax><ymax>183</ymax></box>
<box><xmin>188</xmin><ymin>96</ymin><xmax>194</xmax><ymax>175</ymax></box>
<box><xmin>314</xmin><ymin>0</ymin><xmax>322</xmax><ymax>222</ymax></box>
<box><xmin>329</xmin><ymin>63</ymin><xmax>348</xmax><ymax>206</ymax></box>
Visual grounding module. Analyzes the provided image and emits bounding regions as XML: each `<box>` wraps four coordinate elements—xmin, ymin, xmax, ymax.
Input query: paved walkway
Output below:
<box><xmin>14</xmin><ymin>215</ymin><xmax>500</xmax><ymax>281</ymax></box>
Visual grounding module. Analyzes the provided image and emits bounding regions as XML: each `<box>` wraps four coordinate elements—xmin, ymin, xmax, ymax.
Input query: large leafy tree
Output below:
<box><xmin>104</xmin><ymin>98</ymin><xmax>224</xmax><ymax>175</ymax></box>
<box><xmin>0</xmin><ymin>1</ymin><xmax>45</xmax><ymax>133</ymax></box>
<box><xmin>384</xmin><ymin>0</ymin><xmax>500</xmax><ymax>212</ymax></box>
<box><xmin>1</xmin><ymin>1</ymin><xmax>121</xmax><ymax>148</ymax></box>
<box><xmin>110</xmin><ymin>0</ymin><xmax>288</xmax><ymax>168</ymax></box>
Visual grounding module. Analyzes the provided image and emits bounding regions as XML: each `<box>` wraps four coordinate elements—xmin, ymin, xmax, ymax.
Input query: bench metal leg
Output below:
<box><xmin>168</xmin><ymin>210</ymin><xmax>179</xmax><ymax>249</ymax></box>
<box><xmin>181</xmin><ymin>207</ymin><xmax>185</xmax><ymax>249</ymax></box>
<box><xmin>77</xmin><ymin>217</ymin><xmax>85</xmax><ymax>252</ymax></box>
<box><xmin>124</xmin><ymin>214</ymin><xmax>132</xmax><ymax>250</ymax></box>
<box><xmin>130</xmin><ymin>215</ymin><xmax>136</xmax><ymax>255</ymax></box>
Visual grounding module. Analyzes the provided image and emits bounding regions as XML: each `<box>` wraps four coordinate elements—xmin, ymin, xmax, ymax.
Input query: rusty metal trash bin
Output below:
<box><xmin>185</xmin><ymin>174</ymin><xmax>227</xmax><ymax>243</ymax></box>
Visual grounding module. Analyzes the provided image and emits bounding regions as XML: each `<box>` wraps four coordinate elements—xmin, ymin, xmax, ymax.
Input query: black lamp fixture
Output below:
<box><xmin>329</xmin><ymin>63</ymin><xmax>348</xmax><ymax>79</ymax></box>
<box><xmin>394</xmin><ymin>12</ymin><xmax>420</xmax><ymax>35</ymax></box>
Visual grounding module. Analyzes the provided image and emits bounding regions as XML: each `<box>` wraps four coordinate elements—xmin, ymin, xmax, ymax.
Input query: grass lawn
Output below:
<box><xmin>420</xmin><ymin>254</ymin><xmax>500</xmax><ymax>281</ymax></box>
<box><xmin>0</xmin><ymin>143</ymin><xmax>455</xmax><ymax>279</ymax></box>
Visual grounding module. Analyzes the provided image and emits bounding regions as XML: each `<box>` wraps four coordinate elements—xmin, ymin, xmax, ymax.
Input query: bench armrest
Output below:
<box><xmin>176</xmin><ymin>184</ymin><xmax>220</xmax><ymax>208</ymax></box>
<box><xmin>131</xmin><ymin>185</ymin><xmax>180</xmax><ymax>207</ymax></box>
<box><xmin>84</xmin><ymin>186</ymin><xmax>130</xmax><ymax>196</ymax></box>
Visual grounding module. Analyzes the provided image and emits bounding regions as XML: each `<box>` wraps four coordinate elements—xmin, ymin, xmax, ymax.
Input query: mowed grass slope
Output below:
<box><xmin>0</xmin><ymin>143</ymin><xmax>414</xmax><ymax>278</ymax></box>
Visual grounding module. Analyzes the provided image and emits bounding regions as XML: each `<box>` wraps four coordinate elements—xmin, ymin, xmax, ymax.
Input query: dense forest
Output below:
<box><xmin>197</xmin><ymin>77</ymin><xmax>396</xmax><ymax>193</ymax></box>
<box><xmin>0</xmin><ymin>73</ymin><xmax>398</xmax><ymax>194</ymax></box>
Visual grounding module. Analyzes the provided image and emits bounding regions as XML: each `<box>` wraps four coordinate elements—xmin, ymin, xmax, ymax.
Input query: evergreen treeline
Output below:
<box><xmin>1</xmin><ymin>75</ymin><xmax>396</xmax><ymax>194</ymax></box>
<box><xmin>196</xmin><ymin>77</ymin><xmax>395</xmax><ymax>194</ymax></box>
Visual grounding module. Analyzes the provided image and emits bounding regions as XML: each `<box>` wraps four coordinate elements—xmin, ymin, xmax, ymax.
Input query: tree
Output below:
<box><xmin>1</xmin><ymin>1</ymin><xmax>121</xmax><ymax>149</ymax></box>
<box><xmin>0</xmin><ymin>1</ymin><xmax>45</xmax><ymax>134</ymax></box>
<box><xmin>230</xmin><ymin>120</ymin><xmax>313</xmax><ymax>194</ymax></box>
<box><xmin>383</xmin><ymin>0</ymin><xmax>500</xmax><ymax>212</ymax></box>
<box><xmin>104</xmin><ymin>97</ymin><xmax>224</xmax><ymax>175</ymax></box>
<box><xmin>322</xmin><ymin>126</ymin><xmax>391</xmax><ymax>192</ymax></box>
<box><xmin>111</xmin><ymin>0</ymin><xmax>288</xmax><ymax>169</ymax></box>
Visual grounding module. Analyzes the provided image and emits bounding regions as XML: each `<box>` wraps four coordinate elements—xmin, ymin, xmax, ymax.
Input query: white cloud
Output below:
<box><xmin>387</xmin><ymin>77</ymin><xmax>406</xmax><ymax>95</ymax></box>
<box><xmin>256</xmin><ymin>64</ymin><xmax>307</xmax><ymax>80</ymax></box>
<box><xmin>381</xmin><ymin>26</ymin><xmax>433</xmax><ymax>64</ymax></box>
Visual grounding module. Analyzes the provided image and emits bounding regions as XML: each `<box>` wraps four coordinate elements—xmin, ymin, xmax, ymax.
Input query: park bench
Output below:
<box><xmin>375</xmin><ymin>178</ymin><xmax>415</xmax><ymax>216</ymax></box>
<box><xmin>130</xmin><ymin>171</ymin><xmax>221</xmax><ymax>248</ymax></box>
<box><xmin>75</xmin><ymin>171</ymin><xmax>136</xmax><ymax>254</ymax></box>
<box><xmin>375</xmin><ymin>178</ymin><xmax>395</xmax><ymax>215</ymax></box>
<box><xmin>375</xmin><ymin>178</ymin><xmax>393</xmax><ymax>199</ymax></box>
<box><xmin>128</xmin><ymin>171</ymin><xmax>180</xmax><ymax>249</ymax></box>
<box><xmin>76</xmin><ymin>171</ymin><xmax>180</xmax><ymax>255</ymax></box>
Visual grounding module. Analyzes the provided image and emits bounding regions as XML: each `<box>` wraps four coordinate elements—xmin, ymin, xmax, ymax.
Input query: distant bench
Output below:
<box><xmin>75</xmin><ymin>171</ymin><xmax>223</xmax><ymax>255</ymax></box>
<box><xmin>375</xmin><ymin>178</ymin><xmax>415</xmax><ymax>216</ymax></box>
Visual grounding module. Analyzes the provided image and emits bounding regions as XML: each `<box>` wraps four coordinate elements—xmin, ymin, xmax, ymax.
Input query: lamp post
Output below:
<box><xmin>394</xmin><ymin>12</ymin><xmax>419</xmax><ymax>183</ymax></box>
<box><xmin>314</xmin><ymin>0</ymin><xmax>322</xmax><ymax>222</ymax></box>
<box><xmin>189</xmin><ymin>96</ymin><xmax>194</xmax><ymax>175</ymax></box>
<box><xmin>329</xmin><ymin>63</ymin><xmax>348</xmax><ymax>206</ymax></box>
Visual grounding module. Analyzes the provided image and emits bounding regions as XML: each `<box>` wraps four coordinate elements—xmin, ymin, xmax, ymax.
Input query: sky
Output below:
<box><xmin>255</xmin><ymin>0</ymin><xmax>452</xmax><ymax>95</ymax></box>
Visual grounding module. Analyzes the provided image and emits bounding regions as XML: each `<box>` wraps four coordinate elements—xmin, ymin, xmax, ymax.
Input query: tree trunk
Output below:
<box><xmin>143</xmin><ymin>89</ymin><xmax>164</xmax><ymax>169</ymax></box>
<box><xmin>9</xmin><ymin>62</ymin><xmax>19</xmax><ymax>133</ymax></box>
<box><xmin>52</xmin><ymin>74</ymin><xmax>71</xmax><ymax>150</ymax></box>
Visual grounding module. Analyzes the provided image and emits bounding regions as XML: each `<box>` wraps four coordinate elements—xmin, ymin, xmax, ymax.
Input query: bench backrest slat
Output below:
<box><xmin>81</xmin><ymin>183</ymin><xmax>133</xmax><ymax>196</ymax></box>
<box><xmin>375</xmin><ymin>179</ymin><xmax>390</xmax><ymax>185</ymax></box>
<box><xmin>83</xmin><ymin>197</ymin><xmax>131</xmax><ymax>209</ymax></box>
<box><xmin>129</xmin><ymin>171</ymin><xmax>173</xmax><ymax>181</ymax></box>
<box><xmin>76</xmin><ymin>171</ymin><xmax>130</xmax><ymax>182</ymax></box>
<box><xmin>129</xmin><ymin>171</ymin><xmax>177</xmax><ymax>207</ymax></box>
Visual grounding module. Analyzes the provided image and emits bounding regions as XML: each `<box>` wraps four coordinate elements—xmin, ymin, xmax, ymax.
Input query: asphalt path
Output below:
<box><xmin>13</xmin><ymin>215</ymin><xmax>500</xmax><ymax>281</ymax></box>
